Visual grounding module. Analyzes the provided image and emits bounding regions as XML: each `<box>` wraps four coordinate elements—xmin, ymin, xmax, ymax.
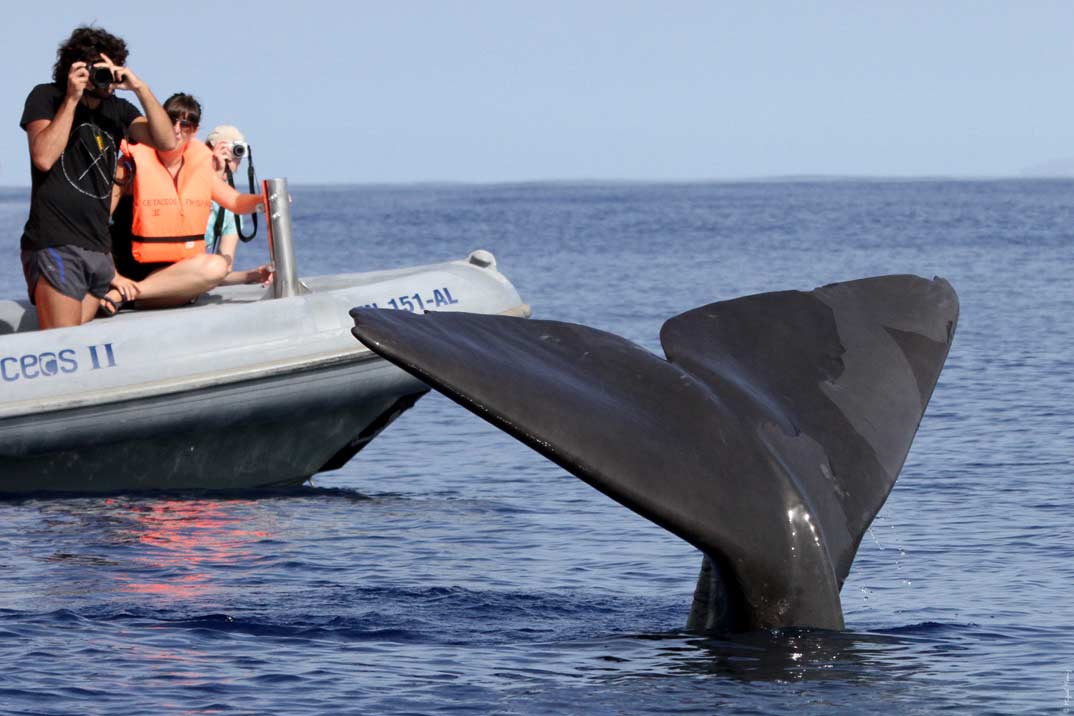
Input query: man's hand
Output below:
<box><xmin>66</xmin><ymin>61</ymin><xmax>90</xmax><ymax>102</ymax></box>
<box><xmin>99</xmin><ymin>53</ymin><xmax>143</xmax><ymax>92</ymax></box>
<box><xmin>110</xmin><ymin>273</ymin><xmax>141</xmax><ymax>302</ymax></box>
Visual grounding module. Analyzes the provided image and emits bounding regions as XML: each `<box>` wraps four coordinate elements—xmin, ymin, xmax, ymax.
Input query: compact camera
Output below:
<box><xmin>231</xmin><ymin>141</ymin><xmax>248</xmax><ymax>159</ymax></box>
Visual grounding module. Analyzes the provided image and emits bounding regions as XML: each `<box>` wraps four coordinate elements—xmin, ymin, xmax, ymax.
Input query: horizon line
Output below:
<box><xmin>2</xmin><ymin>173</ymin><xmax>1073</xmax><ymax>190</ymax></box>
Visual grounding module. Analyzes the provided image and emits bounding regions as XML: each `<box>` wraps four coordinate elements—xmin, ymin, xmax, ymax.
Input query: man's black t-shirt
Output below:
<box><xmin>19</xmin><ymin>83</ymin><xmax>142</xmax><ymax>253</ymax></box>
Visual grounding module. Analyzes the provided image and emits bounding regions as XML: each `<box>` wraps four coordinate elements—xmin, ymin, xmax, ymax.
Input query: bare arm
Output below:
<box><xmin>217</xmin><ymin>231</ymin><xmax>238</xmax><ymax>272</ymax></box>
<box><xmin>103</xmin><ymin>54</ymin><xmax>176</xmax><ymax>151</ymax></box>
<box><xmin>110</xmin><ymin>157</ymin><xmax>133</xmax><ymax>215</ymax></box>
<box><xmin>212</xmin><ymin>175</ymin><xmax>263</xmax><ymax>214</ymax></box>
<box><xmin>219</xmin><ymin>262</ymin><xmax>274</xmax><ymax>286</ymax></box>
<box><xmin>27</xmin><ymin>115</ymin><xmax>74</xmax><ymax>173</ymax></box>
<box><xmin>216</xmin><ymin>226</ymin><xmax>273</xmax><ymax>286</ymax></box>
<box><xmin>126</xmin><ymin>97</ymin><xmax>174</xmax><ymax>151</ymax></box>
<box><xmin>26</xmin><ymin>63</ymin><xmax>90</xmax><ymax>172</ymax></box>
<box><xmin>110</xmin><ymin>181</ymin><xmax>123</xmax><ymax>215</ymax></box>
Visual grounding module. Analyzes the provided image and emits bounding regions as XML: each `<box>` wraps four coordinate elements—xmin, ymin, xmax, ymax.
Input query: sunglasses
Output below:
<box><xmin>167</xmin><ymin>111</ymin><xmax>198</xmax><ymax>131</ymax></box>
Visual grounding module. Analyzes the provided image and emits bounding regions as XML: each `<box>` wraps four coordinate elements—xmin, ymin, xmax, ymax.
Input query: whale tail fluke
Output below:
<box><xmin>350</xmin><ymin>275</ymin><xmax>958</xmax><ymax>632</ymax></box>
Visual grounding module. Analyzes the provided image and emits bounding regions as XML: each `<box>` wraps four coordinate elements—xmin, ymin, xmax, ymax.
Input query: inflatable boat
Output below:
<box><xmin>0</xmin><ymin>180</ymin><xmax>529</xmax><ymax>494</ymax></box>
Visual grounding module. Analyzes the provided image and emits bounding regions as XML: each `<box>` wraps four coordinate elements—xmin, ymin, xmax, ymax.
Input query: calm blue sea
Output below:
<box><xmin>0</xmin><ymin>180</ymin><xmax>1071</xmax><ymax>715</ymax></box>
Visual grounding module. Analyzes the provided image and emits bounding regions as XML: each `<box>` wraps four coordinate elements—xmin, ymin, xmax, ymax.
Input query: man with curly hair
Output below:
<box><xmin>19</xmin><ymin>25</ymin><xmax>175</xmax><ymax>330</ymax></box>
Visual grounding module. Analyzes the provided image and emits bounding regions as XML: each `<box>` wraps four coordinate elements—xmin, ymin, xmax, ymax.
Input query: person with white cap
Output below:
<box><xmin>204</xmin><ymin>124</ymin><xmax>272</xmax><ymax>285</ymax></box>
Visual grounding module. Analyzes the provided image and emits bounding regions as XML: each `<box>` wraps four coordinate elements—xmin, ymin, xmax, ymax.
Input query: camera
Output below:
<box><xmin>86</xmin><ymin>59</ymin><xmax>116</xmax><ymax>90</ymax></box>
<box><xmin>231</xmin><ymin>141</ymin><xmax>248</xmax><ymax>159</ymax></box>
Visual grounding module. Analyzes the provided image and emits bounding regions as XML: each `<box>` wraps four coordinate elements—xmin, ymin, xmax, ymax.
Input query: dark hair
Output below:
<box><xmin>163</xmin><ymin>93</ymin><xmax>202</xmax><ymax>128</ymax></box>
<box><xmin>52</xmin><ymin>26</ymin><xmax>129</xmax><ymax>85</ymax></box>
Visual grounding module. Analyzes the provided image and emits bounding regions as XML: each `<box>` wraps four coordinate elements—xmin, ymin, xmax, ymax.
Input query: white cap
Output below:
<box><xmin>206</xmin><ymin>124</ymin><xmax>245</xmax><ymax>146</ymax></box>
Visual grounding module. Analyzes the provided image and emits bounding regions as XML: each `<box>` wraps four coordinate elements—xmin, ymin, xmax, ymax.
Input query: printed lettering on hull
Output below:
<box><xmin>1</xmin><ymin>343</ymin><xmax>117</xmax><ymax>382</ymax></box>
<box><xmin>358</xmin><ymin>287</ymin><xmax>461</xmax><ymax>313</ymax></box>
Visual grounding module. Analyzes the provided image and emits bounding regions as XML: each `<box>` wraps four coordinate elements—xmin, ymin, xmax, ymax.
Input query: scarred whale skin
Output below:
<box><xmin>350</xmin><ymin>275</ymin><xmax>959</xmax><ymax>632</ymax></box>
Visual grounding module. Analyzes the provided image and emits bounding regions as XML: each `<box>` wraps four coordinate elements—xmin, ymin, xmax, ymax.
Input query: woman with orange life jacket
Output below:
<box><xmin>104</xmin><ymin>93</ymin><xmax>266</xmax><ymax>312</ymax></box>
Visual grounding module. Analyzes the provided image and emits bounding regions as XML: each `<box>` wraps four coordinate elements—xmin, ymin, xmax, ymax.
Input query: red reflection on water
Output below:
<box><xmin>113</xmin><ymin>499</ymin><xmax>274</xmax><ymax>599</ymax></box>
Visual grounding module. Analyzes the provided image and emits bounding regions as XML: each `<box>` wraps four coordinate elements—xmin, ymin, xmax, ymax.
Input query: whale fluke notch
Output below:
<box><xmin>350</xmin><ymin>275</ymin><xmax>959</xmax><ymax>632</ymax></box>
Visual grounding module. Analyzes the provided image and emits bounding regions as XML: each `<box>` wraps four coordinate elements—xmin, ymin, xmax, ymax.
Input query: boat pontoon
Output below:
<box><xmin>0</xmin><ymin>180</ymin><xmax>529</xmax><ymax>493</ymax></box>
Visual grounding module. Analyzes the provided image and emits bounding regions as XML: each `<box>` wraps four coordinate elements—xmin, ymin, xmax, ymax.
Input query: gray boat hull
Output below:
<box><xmin>0</xmin><ymin>355</ymin><xmax>426</xmax><ymax>493</ymax></box>
<box><xmin>0</xmin><ymin>252</ymin><xmax>527</xmax><ymax>493</ymax></box>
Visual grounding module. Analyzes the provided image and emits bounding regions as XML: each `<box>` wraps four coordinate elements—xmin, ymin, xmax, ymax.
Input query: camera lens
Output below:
<box><xmin>90</xmin><ymin>65</ymin><xmax>113</xmax><ymax>90</ymax></box>
<box><xmin>231</xmin><ymin>142</ymin><xmax>247</xmax><ymax>158</ymax></box>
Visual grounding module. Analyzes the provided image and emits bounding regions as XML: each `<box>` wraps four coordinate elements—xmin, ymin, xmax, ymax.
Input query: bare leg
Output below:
<box><xmin>33</xmin><ymin>280</ymin><xmax>86</xmax><ymax>330</ymax></box>
<box><xmin>81</xmin><ymin>294</ymin><xmax>102</xmax><ymax>324</ymax></box>
<box><xmin>102</xmin><ymin>254</ymin><xmax>229</xmax><ymax>311</ymax></box>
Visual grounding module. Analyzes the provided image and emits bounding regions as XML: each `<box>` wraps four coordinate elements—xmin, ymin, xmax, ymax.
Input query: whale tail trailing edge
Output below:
<box><xmin>350</xmin><ymin>275</ymin><xmax>958</xmax><ymax>632</ymax></box>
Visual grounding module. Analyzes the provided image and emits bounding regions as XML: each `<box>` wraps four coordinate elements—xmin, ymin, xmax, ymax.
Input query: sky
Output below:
<box><xmin>4</xmin><ymin>1</ymin><xmax>1074</xmax><ymax>185</ymax></box>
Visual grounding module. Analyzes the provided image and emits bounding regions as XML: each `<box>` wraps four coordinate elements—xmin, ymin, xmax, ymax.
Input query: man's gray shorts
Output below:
<box><xmin>21</xmin><ymin>246</ymin><xmax>115</xmax><ymax>304</ymax></box>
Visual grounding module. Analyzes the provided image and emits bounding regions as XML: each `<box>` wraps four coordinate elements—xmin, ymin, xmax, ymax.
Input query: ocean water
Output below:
<box><xmin>0</xmin><ymin>180</ymin><xmax>1071</xmax><ymax>714</ymax></box>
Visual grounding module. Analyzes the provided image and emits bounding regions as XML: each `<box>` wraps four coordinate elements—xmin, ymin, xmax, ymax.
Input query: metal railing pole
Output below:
<box><xmin>263</xmin><ymin>178</ymin><xmax>301</xmax><ymax>298</ymax></box>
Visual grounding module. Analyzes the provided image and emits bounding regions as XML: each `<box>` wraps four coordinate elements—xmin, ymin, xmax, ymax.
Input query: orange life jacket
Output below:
<box><xmin>124</xmin><ymin>139</ymin><xmax>214</xmax><ymax>263</ymax></box>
